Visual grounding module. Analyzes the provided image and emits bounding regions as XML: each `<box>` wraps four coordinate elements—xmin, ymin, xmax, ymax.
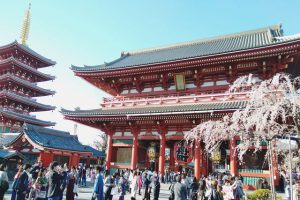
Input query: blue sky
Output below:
<box><xmin>1</xmin><ymin>0</ymin><xmax>300</xmax><ymax>145</ymax></box>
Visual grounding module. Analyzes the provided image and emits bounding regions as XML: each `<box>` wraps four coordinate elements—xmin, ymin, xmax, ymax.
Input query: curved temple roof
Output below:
<box><xmin>72</xmin><ymin>24</ymin><xmax>300</xmax><ymax>72</ymax></box>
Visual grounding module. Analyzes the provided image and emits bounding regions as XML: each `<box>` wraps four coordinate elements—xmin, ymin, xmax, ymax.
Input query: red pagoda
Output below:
<box><xmin>62</xmin><ymin>25</ymin><xmax>300</xmax><ymax>188</ymax></box>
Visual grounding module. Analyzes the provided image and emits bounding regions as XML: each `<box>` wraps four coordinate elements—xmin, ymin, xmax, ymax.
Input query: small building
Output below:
<box><xmin>4</xmin><ymin>123</ymin><xmax>92</xmax><ymax>167</ymax></box>
<box><xmin>80</xmin><ymin>145</ymin><xmax>106</xmax><ymax>167</ymax></box>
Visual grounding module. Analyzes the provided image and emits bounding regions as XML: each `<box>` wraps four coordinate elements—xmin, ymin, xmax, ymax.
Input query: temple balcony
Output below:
<box><xmin>101</xmin><ymin>92</ymin><xmax>250</xmax><ymax>110</ymax></box>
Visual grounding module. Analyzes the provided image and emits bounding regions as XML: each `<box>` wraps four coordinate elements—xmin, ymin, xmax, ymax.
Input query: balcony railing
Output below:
<box><xmin>101</xmin><ymin>92</ymin><xmax>250</xmax><ymax>109</ymax></box>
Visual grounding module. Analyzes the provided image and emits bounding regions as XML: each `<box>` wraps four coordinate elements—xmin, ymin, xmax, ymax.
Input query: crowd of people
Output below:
<box><xmin>0</xmin><ymin>160</ymin><xmax>102</xmax><ymax>200</ymax></box>
<box><xmin>1</xmin><ymin>161</ymin><xmax>300</xmax><ymax>200</ymax></box>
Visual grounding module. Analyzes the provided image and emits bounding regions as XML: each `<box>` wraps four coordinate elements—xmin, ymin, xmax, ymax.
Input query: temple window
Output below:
<box><xmin>142</xmin><ymin>88</ymin><xmax>152</xmax><ymax>92</ymax></box>
<box><xmin>201</xmin><ymin>81</ymin><xmax>214</xmax><ymax>87</ymax></box>
<box><xmin>153</xmin><ymin>86</ymin><xmax>163</xmax><ymax>91</ymax></box>
<box><xmin>216</xmin><ymin>80</ymin><xmax>230</xmax><ymax>86</ymax></box>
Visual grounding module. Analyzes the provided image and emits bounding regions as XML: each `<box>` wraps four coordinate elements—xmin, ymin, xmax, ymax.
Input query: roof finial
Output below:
<box><xmin>20</xmin><ymin>3</ymin><xmax>31</xmax><ymax>46</ymax></box>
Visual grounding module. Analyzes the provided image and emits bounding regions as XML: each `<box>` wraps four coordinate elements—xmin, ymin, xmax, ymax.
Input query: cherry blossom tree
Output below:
<box><xmin>185</xmin><ymin>73</ymin><xmax>300</xmax><ymax>199</ymax></box>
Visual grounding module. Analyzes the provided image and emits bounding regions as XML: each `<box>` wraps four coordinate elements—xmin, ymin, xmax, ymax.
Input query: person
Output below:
<box><xmin>12</xmin><ymin>165</ymin><xmax>23</xmax><ymax>200</ymax></box>
<box><xmin>150</xmin><ymin>174</ymin><xmax>160</xmax><ymax>200</ymax></box>
<box><xmin>222</xmin><ymin>179</ymin><xmax>234</xmax><ymax>200</ymax></box>
<box><xmin>59</xmin><ymin>163</ymin><xmax>69</xmax><ymax>200</ymax></box>
<box><xmin>15</xmin><ymin>163</ymin><xmax>32</xmax><ymax>200</ymax></box>
<box><xmin>91</xmin><ymin>165</ymin><xmax>104</xmax><ymax>200</ymax></box>
<box><xmin>181</xmin><ymin>174</ymin><xmax>190</xmax><ymax>199</ymax></box>
<box><xmin>232</xmin><ymin>177</ymin><xmax>244</xmax><ymax>200</ymax></box>
<box><xmin>34</xmin><ymin>169</ymin><xmax>48</xmax><ymax>200</ymax></box>
<box><xmin>198</xmin><ymin>175</ymin><xmax>206</xmax><ymax>200</ymax></box>
<box><xmin>130</xmin><ymin>171</ymin><xmax>138</xmax><ymax>200</ymax></box>
<box><xmin>138</xmin><ymin>172</ymin><xmax>143</xmax><ymax>195</ymax></box>
<box><xmin>0</xmin><ymin>162</ymin><xmax>9</xmax><ymax>200</ymax></box>
<box><xmin>104</xmin><ymin>170</ymin><xmax>115</xmax><ymax>200</ymax></box>
<box><xmin>190</xmin><ymin>177</ymin><xmax>199</xmax><ymax>200</ymax></box>
<box><xmin>261</xmin><ymin>178</ymin><xmax>270</xmax><ymax>190</ymax></box>
<box><xmin>81</xmin><ymin>166</ymin><xmax>87</xmax><ymax>187</ymax></box>
<box><xmin>30</xmin><ymin>161</ymin><xmax>43</xmax><ymax>182</ymax></box>
<box><xmin>47</xmin><ymin>161</ymin><xmax>62</xmax><ymax>200</ymax></box>
<box><xmin>66</xmin><ymin>167</ymin><xmax>77</xmax><ymax>200</ymax></box>
<box><xmin>91</xmin><ymin>168</ymin><xmax>96</xmax><ymax>184</ymax></box>
<box><xmin>209</xmin><ymin>180</ymin><xmax>223</xmax><ymax>200</ymax></box>
<box><xmin>173</xmin><ymin>175</ymin><xmax>187</xmax><ymax>200</ymax></box>
<box><xmin>117</xmin><ymin>172</ymin><xmax>128</xmax><ymax>200</ymax></box>
<box><xmin>143</xmin><ymin>172</ymin><xmax>151</xmax><ymax>200</ymax></box>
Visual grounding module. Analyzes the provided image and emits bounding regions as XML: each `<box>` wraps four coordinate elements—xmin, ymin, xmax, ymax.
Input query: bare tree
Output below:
<box><xmin>93</xmin><ymin>132</ymin><xmax>107</xmax><ymax>151</ymax></box>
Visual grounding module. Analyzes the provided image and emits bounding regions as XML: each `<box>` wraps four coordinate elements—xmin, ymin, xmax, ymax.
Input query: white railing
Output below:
<box><xmin>101</xmin><ymin>92</ymin><xmax>249</xmax><ymax>109</ymax></box>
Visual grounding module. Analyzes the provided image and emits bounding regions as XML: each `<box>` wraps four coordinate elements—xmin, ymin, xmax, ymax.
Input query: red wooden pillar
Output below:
<box><xmin>106</xmin><ymin>133</ymin><xmax>113</xmax><ymax>170</ymax></box>
<box><xmin>194</xmin><ymin>140</ymin><xmax>201</xmax><ymax>180</ymax></box>
<box><xmin>86</xmin><ymin>156</ymin><xmax>91</xmax><ymax>168</ymax></box>
<box><xmin>230</xmin><ymin>138</ymin><xmax>238</xmax><ymax>176</ymax></box>
<box><xmin>201</xmin><ymin>144</ymin><xmax>207</xmax><ymax>176</ymax></box>
<box><xmin>131</xmin><ymin>132</ymin><xmax>139</xmax><ymax>170</ymax></box>
<box><xmin>39</xmin><ymin>151</ymin><xmax>53</xmax><ymax>167</ymax></box>
<box><xmin>159</xmin><ymin>133</ymin><xmax>166</xmax><ymax>176</ymax></box>
<box><xmin>169</xmin><ymin>145</ymin><xmax>175</xmax><ymax>171</ymax></box>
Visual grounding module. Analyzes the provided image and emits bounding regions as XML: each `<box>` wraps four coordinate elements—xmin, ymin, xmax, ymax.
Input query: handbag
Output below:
<box><xmin>36</xmin><ymin>190</ymin><xmax>47</xmax><ymax>198</ymax></box>
<box><xmin>73</xmin><ymin>184</ymin><xmax>78</xmax><ymax>193</ymax></box>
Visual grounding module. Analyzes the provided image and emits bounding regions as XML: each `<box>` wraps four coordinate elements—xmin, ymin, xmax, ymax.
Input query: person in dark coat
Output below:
<box><xmin>15</xmin><ymin>164</ymin><xmax>31</xmax><ymax>200</ymax></box>
<box><xmin>143</xmin><ymin>172</ymin><xmax>151</xmax><ymax>200</ymax></box>
<box><xmin>66</xmin><ymin>167</ymin><xmax>77</xmax><ymax>200</ymax></box>
<box><xmin>47</xmin><ymin>162</ymin><xmax>63</xmax><ymax>200</ymax></box>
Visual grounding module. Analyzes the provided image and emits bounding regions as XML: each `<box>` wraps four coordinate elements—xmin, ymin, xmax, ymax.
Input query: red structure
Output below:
<box><xmin>62</xmin><ymin>25</ymin><xmax>300</xmax><ymax>187</ymax></box>
<box><xmin>0</xmin><ymin>41</ymin><xmax>56</xmax><ymax>131</ymax></box>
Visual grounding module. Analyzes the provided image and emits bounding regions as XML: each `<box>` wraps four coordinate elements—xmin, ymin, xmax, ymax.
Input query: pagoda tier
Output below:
<box><xmin>0</xmin><ymin>41</ymin><xmax>56</xmax><ymax>132</ymax></box>
<box><xmin>0</xmin><ymin>57</ymin><xmax>55</xmax><ymax>82</ymax></box>
<box><xmin>0</xmin><ymin>91</ymin><xmax>55</xmax><ymax>112</ymax></box>
<box><xmin>0</xmin><ymin>73</ymin><xmax>55</xmax><ymax>97</ymax></box>
<box><xmin>0</xmin><ymin>41</ymin><xmax>56</xmax><ymax>68</ymax></box>
<box><xmin>71</xmin><ymin>25</ymin><xmax>300</xmax><ymax>98</ymax></box>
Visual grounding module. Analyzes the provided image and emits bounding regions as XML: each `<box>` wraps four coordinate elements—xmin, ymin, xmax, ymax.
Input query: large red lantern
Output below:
<box><xmin>174</xmin><ymin>141</ymin><xmax>193</xmax><ymax>164</ymax></box>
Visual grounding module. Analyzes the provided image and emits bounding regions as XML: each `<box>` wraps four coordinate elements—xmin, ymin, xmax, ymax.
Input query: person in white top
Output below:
<box><xmin>130</xmin><ymin>171</ymin><xmax>138</xmax><ymax>200</ymax></box>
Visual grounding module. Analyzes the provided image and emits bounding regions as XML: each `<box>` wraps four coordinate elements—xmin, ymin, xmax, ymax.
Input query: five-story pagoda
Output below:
<box><xmin>0</xmin><ymin>4</ymin><xmax>55</xmax><ymax>132</ymax></box>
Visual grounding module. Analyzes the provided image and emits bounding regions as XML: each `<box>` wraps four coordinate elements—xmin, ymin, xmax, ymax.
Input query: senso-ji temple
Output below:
<box><xmin>62</xmin><ymin>24</ymin><xmax>300</xmax><ymax>188</ymax></box>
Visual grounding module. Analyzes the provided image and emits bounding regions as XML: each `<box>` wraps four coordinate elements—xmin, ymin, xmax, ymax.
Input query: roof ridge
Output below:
<box><xmin>124</xmin><ymin>24</ymin><xmax>282</xmax><ymax>56</ymax></box>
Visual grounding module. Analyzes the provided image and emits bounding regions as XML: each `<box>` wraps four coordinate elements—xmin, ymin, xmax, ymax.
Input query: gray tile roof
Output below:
<box><xmin>0</xmin><ymin>108</ymin><xmax>55</xmax><ymax>126</ymax></box>
<box><xmin>22</xmin><ymin>123</ymin><xmax>90</xmax><ymax>152</ymax></box>
<box><xmin>0</xmin><ymin>91</ymin><xmax>55</xmax><ymax>111</ymax></box>
<box><xmin>0</xmin><ymin>150</ymin><xmax>24</xmax><ymax>159</ymax></box>
<box><xmin>84</xmin><ymin>145</ymin><xmax>105</xmax><ymax>157</ymax></box>
<box><xmin>0</xmin><ymin>74</ymin><xmax>55</xmax><ymax>96</ymax></box>
<box><xmin>71</xmin><ymin>25</ymin><xmax>300</xmax><ymax>72</ymax></box>
<box><xmin>0</xmin><ymin>57</ymin><xmax>55</xmax><ymax>81</ymax></box>
<box><xmin>61</xmin><ymin>101</ymin><xmax>247</xmax><ymax>116</ymax></box>
<box><xmin>0</xmin><ymin>41</ymin><xmax>56</xmax><ymax>67</ymax></box>
<box><xmin>0</xmin><ymin>133</ymin><xmax>20</xmax><ymax>146</ymax></box>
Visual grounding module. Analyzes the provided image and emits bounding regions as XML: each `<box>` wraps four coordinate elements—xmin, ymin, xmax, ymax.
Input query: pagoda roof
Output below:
<box><xmin>0</xmin><ymin>74</ymin><xmax>55</xmax><ymax>96</ymax></box>
<box><xmin>61</xmin><ymin>100</ymin><xmax>247</xmax><ymax>118</ymax></box>
<box><xmin>0</xmin><ymin>57</ymin><xmax>55</xmax><ymax>81</ymax></box>
<box><xmin>83</xmin><ymin>145</ymin><xmax>106</xmax><ymax>157</ymax></box>
<box><xmin>0</xmin><ymin>108</ymin><xmax>55</xmax><ymax>126</ymax></box>
<box><xmin>0</xmin><ymin>41</ymin><xmax>56</xmax><ymax>67</ymax></box>
<box><xmin>72</xmin><ymin>24</ymin><xmax>300</xmax><ymax>72</ymax></box>
<box><xmin>0</xmin><ymin>91</ymin><xmax>55</xmax><ymax>111</ymax></box>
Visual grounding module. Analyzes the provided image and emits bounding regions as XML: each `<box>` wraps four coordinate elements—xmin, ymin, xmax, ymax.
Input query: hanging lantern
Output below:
<box><xmin>147</xmin><ymin>142</ymin><xmax>156</xmax><ymax>162</ymax></box>
<box><xmin>211</xmin><ymin>151</ymin><xmax>221</xmax><ymax>164</ymax></box>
